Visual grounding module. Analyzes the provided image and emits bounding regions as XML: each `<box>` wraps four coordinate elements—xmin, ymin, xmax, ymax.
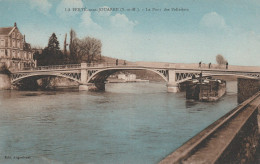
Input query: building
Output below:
<box><xmin>118</xmin><ymin>73</ymin><xmax>137</xmax><ymax>81</ymax></box>
<box><xmin>0</xmin><ymin>22</ymin><xmax>36</xmax><ymax>70</ymax></box>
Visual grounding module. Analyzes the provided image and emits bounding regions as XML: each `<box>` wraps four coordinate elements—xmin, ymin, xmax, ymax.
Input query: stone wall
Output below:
<box><xmin>159</xmin><ymin>92</ymin><xmax>260</xmax><ymax>164</ymax></box>
<box><xmin>238</xmin><ymin>78</ymin><xmax>260</xmax><ymax>103</ymax></box>
<box><xmin>0</xmin><ymin>74</ymin><xmax>11</xmax><ymax>90</ymax></box>
<box><xmin>216</xmin><ymin>107</ymin><xmax>259</xmax><ymax>163</ymax></box>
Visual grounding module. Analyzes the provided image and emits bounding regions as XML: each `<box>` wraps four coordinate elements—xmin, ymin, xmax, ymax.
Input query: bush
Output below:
<box><xmin>216</xmin><ymin>54</ymin><xmax>227</xmax><ymax>65</ymax></box>
<box><xmin>0</xmin><ymin>64</ymin><xmax>11</xmax><ymax>76</ymax></box>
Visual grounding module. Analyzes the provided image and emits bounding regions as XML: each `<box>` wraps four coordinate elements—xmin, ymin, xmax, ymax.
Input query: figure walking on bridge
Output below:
<box><xmin>199</xmin><ymin>61</ymin><xmax>201</xmax><ymax>68</ymax></box>
<box><xmin>116</xmin><ymin>59</ymin><xmax>118</xmax><ymax>66</ymax></box>
<box><xmin>226</xmin><ymin>62</ymin><xmax>228</xmax><ymax>69</ymax></box>
<box><xmin>208</xmin><ymin>63</ymin><xmax>211</xmax><ymax>69</ymax></box>
<box><xmin>199</xmin><ymin>71</ymin><xmax>203</xmax><ymax>83</ymax></box>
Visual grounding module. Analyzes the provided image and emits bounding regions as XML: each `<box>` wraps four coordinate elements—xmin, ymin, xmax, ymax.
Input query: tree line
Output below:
<box><xmin>34</xmin><ymin>29</ymin><xmax>102</xmax><ymax>66</ymax></box>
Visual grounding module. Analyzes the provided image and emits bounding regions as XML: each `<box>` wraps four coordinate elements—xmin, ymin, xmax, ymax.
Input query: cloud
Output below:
<box><xmin>29</xmin><ymin>0</ymin><xmax>52</xmax><ymax>15</ymax></box>
<box><xmin>79</xmin><ymin>11</ymin><xmax>102</xmax><ymax>32</ymax></box>
<box><xmin>200</xmin><ymin>12</ymin><xmax>227</xmax><ymax>30</ymax></box>
<box><xmin>109</xmin><ymin>14</ymin><xmax>138</xmax><ymax>32</ymax></box>
<box><xmin>56</xmin><ymin>0</ymin><xmax>83</xmax><ymax>20</ymax></box>
<box><xmin>79</xmin><ymin>6</ymin><xmax>138</xmax><ymax>34</ymax></box>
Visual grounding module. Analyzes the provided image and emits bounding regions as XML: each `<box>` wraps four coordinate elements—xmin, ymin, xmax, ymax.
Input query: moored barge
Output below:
<box><xmin>186</xmin><ymin>77</ymin><xmax>226</xmax><ymax>102</ymax></box>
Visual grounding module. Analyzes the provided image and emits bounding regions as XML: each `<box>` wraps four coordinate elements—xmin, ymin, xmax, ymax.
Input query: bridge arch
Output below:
<box><xmin>87</xmin><ymin>68</ymin><xmax>168</xmax><ymax>84</ymax></box>
<box><xmin>11</xmin><ymin>73</ymin><xmax>81</xmax><ymax>84</ymax></box>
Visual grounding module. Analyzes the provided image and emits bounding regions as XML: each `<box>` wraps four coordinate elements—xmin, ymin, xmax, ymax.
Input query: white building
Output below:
<box><xmin>118</xmin><ymin>73</ymin><xmax>136</xmax><ymax>81</ymax></box>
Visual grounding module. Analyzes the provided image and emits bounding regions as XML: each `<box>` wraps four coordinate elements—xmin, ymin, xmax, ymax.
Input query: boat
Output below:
<box><xmin>186</xmin><ymin>76</ymin><xmax>226</xmax><ymax>102</ymax></box>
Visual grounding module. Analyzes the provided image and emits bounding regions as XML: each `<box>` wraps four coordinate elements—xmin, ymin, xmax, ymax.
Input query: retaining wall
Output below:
<box><xmin>159</xmin><ymin>91</ymin><xmax>260</xmax><ymax>164</ymax></box>
<box><xmin>238</xmin><ymin>78</ymin><xmax>260</xmax><ymax>103</ymax></box>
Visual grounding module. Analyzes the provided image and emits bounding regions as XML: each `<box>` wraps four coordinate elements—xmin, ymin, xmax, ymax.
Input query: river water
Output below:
<box><xmin>0</xmin><ymin>81</ymin><xmax>238</xmax><ymax>164</ymax></box>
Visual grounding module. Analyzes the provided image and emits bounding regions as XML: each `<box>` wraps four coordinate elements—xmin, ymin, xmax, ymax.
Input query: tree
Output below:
<box><xmin>69</xmin><ymin>29</ymin><xmax>78</xmax><ymax>63</ymax></box>
<box><xmin>64</xmin><ymin>33</ymin><xmax>67</xmax><ymax>56</ymax></box>
<box><xmin>36</xmin><ymin>33</ymin><xmax>64</xmax><ymax>65</ymax></box>
<box><xmin>75</xmin><ymin>37</ymin><xmax>102</xmax><ymax>63</ymax></box>
<box><xmin>47</xmin><ymin>33</ymin><xmax>60</xmax><ymax>52</ymax></box>
<box><xmin>216</xmin><ymin>54</ymin><xmax>227</xmax><ymax>65</ymax></box>
<box><xmin>0</xmin><ymin>64</ymin><xmax>11</xmax><ymax>75</ymax></box>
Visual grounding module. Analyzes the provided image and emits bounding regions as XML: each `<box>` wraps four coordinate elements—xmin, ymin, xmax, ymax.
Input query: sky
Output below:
<box><xmin>0</xmin><ymin>0</ymin><xmax>260</xmax><ymax>66</ymax></box>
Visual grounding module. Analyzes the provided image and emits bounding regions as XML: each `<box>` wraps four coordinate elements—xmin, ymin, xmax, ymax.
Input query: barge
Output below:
<box><xmin>186</xmin><ymin>77</ymin><xmax>226</xmax><ymax>102</ymax></box>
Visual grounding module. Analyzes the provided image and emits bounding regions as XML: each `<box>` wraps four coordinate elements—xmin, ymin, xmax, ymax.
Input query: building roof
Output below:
<box><xmin>0</xmin><ymin>27</ymin><xmax>14</xmax><ymax>35</ymax></box>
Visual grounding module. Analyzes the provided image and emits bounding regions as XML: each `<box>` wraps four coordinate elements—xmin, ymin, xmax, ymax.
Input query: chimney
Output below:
<box><xmin>14</xmin><ymin>22</ymin><xmax>17</xmax><ymax>27</ymax></box>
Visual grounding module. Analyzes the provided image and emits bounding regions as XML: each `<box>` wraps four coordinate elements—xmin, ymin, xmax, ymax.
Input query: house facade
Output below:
<box><xmin>0</xmin><ymin>22</ymin><xmax>36</xmax><ymax>70</ymax></box>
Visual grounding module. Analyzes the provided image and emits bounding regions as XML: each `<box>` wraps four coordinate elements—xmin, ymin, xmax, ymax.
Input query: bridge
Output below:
<box><xmin>10</xmin><ymin>63</ymin><xmax>260</xmax><ymax>92</ymax></box>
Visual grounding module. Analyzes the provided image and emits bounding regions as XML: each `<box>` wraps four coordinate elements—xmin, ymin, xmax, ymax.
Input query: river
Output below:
<box><xmin>0</xmin><ymin>81</ymin><xmax>238</xmax><ymax>164</ymax></box>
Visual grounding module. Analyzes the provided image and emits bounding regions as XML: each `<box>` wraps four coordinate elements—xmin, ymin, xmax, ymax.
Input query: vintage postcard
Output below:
<box><xmin>0</xmin><ymin>0</ymin><xmax>260</xmax><ymax>164</ymax></box>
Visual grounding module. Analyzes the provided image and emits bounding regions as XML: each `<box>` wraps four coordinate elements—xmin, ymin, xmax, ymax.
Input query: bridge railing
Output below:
<box><xmin>96</xmin><ymin>62</ymin><xmax>136</xmax><ymax>67</ymax></box>
<box><xmin>20</xmin><ymin>62</ymin><xmax>138</xmax><ymax>71</ymax></box>
<box><xmin>22</xmin><ymin>64</ymin><xmax>81</xmax><ymax>71</ymax></box>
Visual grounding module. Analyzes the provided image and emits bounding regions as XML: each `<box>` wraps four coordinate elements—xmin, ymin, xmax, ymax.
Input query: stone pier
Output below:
<box><xmin>167</xmin><ymin>70</ymin><xmax>180</xmax><ymax>93</ymax></box>
<box><xmin>79</xmin><ymin>83</ymin><xmax>105</xmax><ymax>91</ymax></box>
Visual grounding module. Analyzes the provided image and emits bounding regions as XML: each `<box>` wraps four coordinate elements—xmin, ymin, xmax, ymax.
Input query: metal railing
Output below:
<box><xmin>22</xmin><ymin>64</ymin><xmax>81</xmax><ymax>71</ymax></box>
<box><xmin>20</xmin><ymin>62</ymin><xmax>137</xmax><ymax>71</ymax></box>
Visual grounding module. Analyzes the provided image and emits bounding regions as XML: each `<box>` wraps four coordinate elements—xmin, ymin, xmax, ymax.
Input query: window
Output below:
<box><xmin>12</xmin><ymin>32</ymin><xmax>15</xmax><ymax>38</ymax></box>
<box><xmin>17</xmin><ymin>40</ymin><xmax>20</xmax><ymax>48</ymax></box>
<box><xmin>0</xmin><ymin>40</ymin><xmax>4</xmax><ymax>47</ymax></box>
<box><xmin>17</xmin><ymin>33</ymin><xmax>20</xmax><ymax>39</ymax></box>
<box><xmin>12</xmin><ymin>40</ymin><xmax>15</xmax><ymax>48</ymax></box>
<box><xmin>12</xmin><ymin>50</ymin><xmax>15</xmax><ymax>58</ymax></box>
<box><xmin>0</xmin><ymin>50</ymin><xmax>4</xmax><ymax>56</ymax></box>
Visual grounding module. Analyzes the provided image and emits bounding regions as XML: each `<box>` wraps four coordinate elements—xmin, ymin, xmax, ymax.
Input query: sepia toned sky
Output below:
<box><xmin>0</xmin><ymin>0</ymin><xmax>260</xmax><ymax>66</ymax></box>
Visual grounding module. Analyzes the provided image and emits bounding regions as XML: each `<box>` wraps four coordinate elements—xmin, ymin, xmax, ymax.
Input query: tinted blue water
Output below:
<box><xmin>0</xmin><ymin>82</ymin><xmax>238</xmax><ymax>164</ymax></box>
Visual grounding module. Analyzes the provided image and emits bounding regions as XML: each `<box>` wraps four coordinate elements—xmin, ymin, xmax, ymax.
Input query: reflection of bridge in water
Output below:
<box><xmin>11</xmin><ymin>63</ymin><xmax>260</xmax><ymax>92</ymax></box>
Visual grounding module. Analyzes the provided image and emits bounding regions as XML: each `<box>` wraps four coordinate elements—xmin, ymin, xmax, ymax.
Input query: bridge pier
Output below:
<box><xmin>167</xmin><ymin>70</ymin><xmax>180</xmax><ymax>92</ymax></box>
<box><xmin>79</xmin><ymin>84</ymin><xmax>89</xmax><ymax>91</ymax></box>
<box><xmin>167</xmin><ymin>83</ymin><xmax>180</xmax><ymax>93</ymax></box>
<box><xmin>80</xmin><ymin>63</ymin><xmax>88</xmax><ymax>84</ymax></box>
<box><xmin>79</xmin><ymin>83</ymin><xmax>105</xmax><ymax>91</ymax></box>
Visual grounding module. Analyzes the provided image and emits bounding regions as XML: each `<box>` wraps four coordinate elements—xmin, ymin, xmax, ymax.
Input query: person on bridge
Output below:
<box><xmin>199</xmin><ymin>61</ymin><xmax>201</xmax><ymax>68</ymax></box>
<box><xmin>116</xmin><ymin>59</ymin><xmax>118</xmax><ymax>66</ymax></box>
<box><xmin>208</xmin><ymin>63</ymin><xmax>211</xmax><ymax>69</ymax></box>
<box><xmin>226</xmin><ymin>62</ymin><xmax>228</xmax><ymax>69</ymax></box>
<box><xmin>199</xmin><ymin>71</ymin><xmax>202</xmax><ymax>83</ymax></box>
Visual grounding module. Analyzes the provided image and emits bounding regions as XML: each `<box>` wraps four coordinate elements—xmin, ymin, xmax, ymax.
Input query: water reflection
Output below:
<box><xmin>185</xmin><ymin>100</ymin><xmax>198</xmax><ymax>109</ymax></box>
